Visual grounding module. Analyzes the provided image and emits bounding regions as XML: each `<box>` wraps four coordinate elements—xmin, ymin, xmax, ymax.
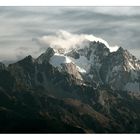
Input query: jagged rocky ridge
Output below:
<box><xmin>0</xmin><ymin>40</ymin><xmax>139</xmax><ymax>133</ymax></box>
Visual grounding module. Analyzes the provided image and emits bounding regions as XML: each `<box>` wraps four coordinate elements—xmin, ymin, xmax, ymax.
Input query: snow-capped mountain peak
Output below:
<box><xmin>36</xmin><ymin>34</ymin><xmax>140</xmax><ymax>93</ymax></box>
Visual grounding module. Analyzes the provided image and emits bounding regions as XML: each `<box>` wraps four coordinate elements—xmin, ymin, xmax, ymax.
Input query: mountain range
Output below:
<box><xmin>0</xmin><ymin>37</ymin><xmax>140</xmax><ymax>133</ymax></box>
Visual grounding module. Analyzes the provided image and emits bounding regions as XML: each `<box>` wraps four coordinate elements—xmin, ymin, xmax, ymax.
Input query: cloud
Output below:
<box><xmin>36</xmin><ymin>30</ymin><xmax>119</xmax><ymax>52</ymax></box>
<box><xmin>0</xmin><ymin>43</ymin><xmax>41</xmax><ymax>63</ymax></box>
<box><xmin>0</xmin><ymin>6</ymin><xmax>139</xmax><ymax>62</ymax></box>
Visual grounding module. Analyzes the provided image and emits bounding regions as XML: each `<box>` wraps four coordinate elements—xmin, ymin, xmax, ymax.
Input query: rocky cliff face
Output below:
<box><xmin>66</xmin><ymin>41</ymin><xmax>140</xmax><ymax>93</ymax></box>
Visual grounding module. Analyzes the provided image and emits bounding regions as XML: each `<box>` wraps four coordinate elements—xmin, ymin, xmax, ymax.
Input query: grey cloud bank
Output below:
<box><xmin>0</xmin><ymin>6</ymin><xmax>140</xmax><ymax>62</ymax></box>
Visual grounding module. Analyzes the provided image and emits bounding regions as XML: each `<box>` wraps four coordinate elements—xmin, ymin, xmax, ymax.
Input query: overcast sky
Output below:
<box><xmin>0</xmin><ymin>6</ymin><xmax>140</xmax><ymax>62</ymax></box>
